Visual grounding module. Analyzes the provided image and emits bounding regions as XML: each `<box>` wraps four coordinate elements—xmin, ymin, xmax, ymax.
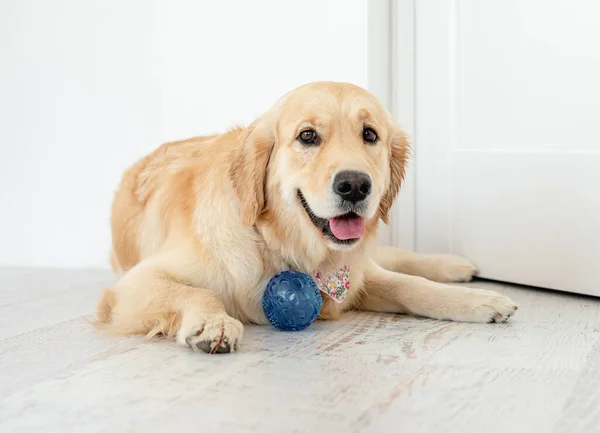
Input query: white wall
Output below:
<box><xmin>0</xmin><ymin>0</ymin><xmax>372</xmax><ymax>268</ymax></box>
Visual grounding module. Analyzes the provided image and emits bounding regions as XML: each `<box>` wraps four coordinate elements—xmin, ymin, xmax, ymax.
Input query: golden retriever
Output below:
<box><xmin>96</xmin><ymin>82</ymin><xmax>517</xmax><ymax>354</ymax></box>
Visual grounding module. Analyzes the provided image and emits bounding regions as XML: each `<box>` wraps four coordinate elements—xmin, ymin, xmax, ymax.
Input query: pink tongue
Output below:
<box><xmin>328</xmin><ymin>216</ymin><xmax>365</xmax><ymax>240</ymax></box>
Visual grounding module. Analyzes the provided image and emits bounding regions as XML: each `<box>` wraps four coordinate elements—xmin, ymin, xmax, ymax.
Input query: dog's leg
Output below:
<box><xmin>373</xmin><ymin>245</ymin><xmax>478</xmax><ymax>283</ymax></box>
<box><xmin>98</xmin><ymin>261</ymin><xmax>244</xmax><ymax>354</ymax></box>
<box><xmin>359</xmin><ymin>261</ymin><xmax>517</xmax><ymax>323</ymax></box>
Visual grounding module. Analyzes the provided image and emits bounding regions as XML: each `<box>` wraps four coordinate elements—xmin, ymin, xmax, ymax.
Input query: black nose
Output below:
<box><xmin>333</xmin><ymin>171</ymin><xmax>372</xmax><ymax>204</ymax></box>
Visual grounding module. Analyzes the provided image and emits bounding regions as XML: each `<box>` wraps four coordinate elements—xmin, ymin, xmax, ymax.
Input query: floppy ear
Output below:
<box><xmin>228</xmin><ymin>119</ymin><xmax>275</xmax><ymax>226</ymax></box>
<box><xmin>377</xmin><ymin>118</ymin><xmax>410</xmax><ymax>224</ymax></box>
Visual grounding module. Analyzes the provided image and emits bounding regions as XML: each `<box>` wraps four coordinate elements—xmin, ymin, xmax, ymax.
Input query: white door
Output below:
<box><xmin>412</xmin><ymin>0</ymin><xmax>600</xmax><ymax>296</ymax></box>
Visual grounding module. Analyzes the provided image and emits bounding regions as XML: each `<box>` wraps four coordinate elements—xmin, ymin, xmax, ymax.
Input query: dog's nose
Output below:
<box><xmin>333</xmin><ymin>171</ymin><xmax>372</xmax><ymax>204</ymax></box>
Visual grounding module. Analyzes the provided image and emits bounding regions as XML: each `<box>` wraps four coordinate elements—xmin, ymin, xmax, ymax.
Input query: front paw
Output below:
<box><xmin>178</xmin><ymin>314</ymin><xmax>244</xmax><ymax>354</ymax></box>
<box><xmin>448</xmin><ymin>288</ymin><xmax>518</xmax><ymax>323</ymax></box>
<box><xmin>429</xmin><ymin>254</ymin><xmax>479</xmax><ymax>283</ymax></box>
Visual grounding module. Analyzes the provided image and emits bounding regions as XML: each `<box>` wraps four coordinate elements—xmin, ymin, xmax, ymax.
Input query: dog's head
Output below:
<box><xmin>229</xmin><ymin>82</ymin><xmax>409</xmax><ymax>252</ymax></box>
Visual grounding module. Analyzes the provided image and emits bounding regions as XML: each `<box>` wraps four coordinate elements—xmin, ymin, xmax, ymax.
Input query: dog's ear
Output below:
<box><xmin>377</xmin><ymin>116</ymin><xmax>410</xmax><ymax>224</ymax></box>
<box><xmin>229</xmin><ymin>119</ymin><xmax>275</xmax><ymax>226</ymax></box>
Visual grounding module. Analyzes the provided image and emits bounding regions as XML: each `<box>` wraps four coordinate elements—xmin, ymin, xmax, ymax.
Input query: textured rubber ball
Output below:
<box><xmin>262</xmin><ymin>270</ymin><xmax>323</xmax><ymax>331</ymax></box>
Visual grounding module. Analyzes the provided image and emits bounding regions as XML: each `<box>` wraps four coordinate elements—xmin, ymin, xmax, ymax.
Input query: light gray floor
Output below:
<box><xmin>1</xmin><ymin>268</ymin><xmax>600</xmax><ymax>433</ymax></box>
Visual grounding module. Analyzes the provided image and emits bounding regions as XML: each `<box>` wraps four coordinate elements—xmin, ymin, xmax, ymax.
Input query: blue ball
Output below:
<box><xmin>262</xmin><ymin>270</ymin><xmax>323</xmax><ymax>331</ymax></box>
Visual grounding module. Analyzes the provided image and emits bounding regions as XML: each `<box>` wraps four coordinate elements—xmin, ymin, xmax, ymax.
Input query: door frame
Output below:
<box><xmin>368</xmin><ymin>0</ymin><xmax>416</xmax><ymax>250</ymax></box>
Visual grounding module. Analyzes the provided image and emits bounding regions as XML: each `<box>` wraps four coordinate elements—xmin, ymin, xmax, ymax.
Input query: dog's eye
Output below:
<box><xmin>298</xmin><ymin>129</ymin><xmax>320</xmax><ymax>146</ymax></box>
<box><xmin>363</xmin><ymin>127</ymin><xmax>378</xmax><ymax>144</ymax></box>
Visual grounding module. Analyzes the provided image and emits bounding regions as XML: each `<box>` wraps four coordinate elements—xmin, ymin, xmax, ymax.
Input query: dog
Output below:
<box><xmin>96</xmin><ymin>82</ymin><xmax>517</xmax><ymax>354</ymax></box>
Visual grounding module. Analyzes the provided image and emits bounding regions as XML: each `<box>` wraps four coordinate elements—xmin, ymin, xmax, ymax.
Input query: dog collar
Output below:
<box><xmin>314</xmin><ymin>265</ymin><xmax>350</xmax><ymax>303</ymax></box>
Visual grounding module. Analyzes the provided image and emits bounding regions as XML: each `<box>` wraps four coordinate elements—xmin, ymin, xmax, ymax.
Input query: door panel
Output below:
<box><xmin>415</xmin><ymin>0</ymin><xmax>600</xmax><ymax>295</ymax></box>
<box><xmin>452</xmin><ymin>151</ymin><xmax>600</xmax><ymax>295</ymax></box>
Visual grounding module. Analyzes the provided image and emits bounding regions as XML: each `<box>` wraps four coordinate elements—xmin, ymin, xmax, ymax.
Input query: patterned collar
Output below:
<box><xmin>314</xmin><ymin>265</ymin><xmax>350</xmax><ymax>303</ymax></box>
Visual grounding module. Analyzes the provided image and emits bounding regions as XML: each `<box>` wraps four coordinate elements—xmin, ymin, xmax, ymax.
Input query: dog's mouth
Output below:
<box><xmin>298</xmin><ymin>191</ymin><xmax>365</xmax><ymax>245</ymax></box>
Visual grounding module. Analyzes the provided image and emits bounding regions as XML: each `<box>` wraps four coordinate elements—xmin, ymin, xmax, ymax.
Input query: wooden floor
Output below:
<box><xmin>1</xmin><ymin>268</ymin><xmax>599</xmax><ymax>433</ymax></box>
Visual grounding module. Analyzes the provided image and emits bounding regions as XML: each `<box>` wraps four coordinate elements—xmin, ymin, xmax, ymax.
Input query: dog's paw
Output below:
<box><xmin>429</xmin><ymin>254</ymin><xmax>479</xmax><ymax>283</ymax></box>
<box><xmin>448</xmin><ymin>288</ymin><xmax>518</xmax><ymax>323</ymax></box>
<box><xmin>177</xmin><ymin>314</ymin><xmax>244</xmax><ymax>354</ymax></box>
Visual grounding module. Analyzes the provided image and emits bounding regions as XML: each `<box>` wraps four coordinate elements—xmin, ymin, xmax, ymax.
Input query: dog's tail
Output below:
<box><xmin>94</xmin><ymin>288</ymin><xmax>117</xmax><ymax>326</ymax></box>
<box><xmin>91</xmin><ymin>288</ymin><xmax>181</xmax><ymax>339</ymax></box>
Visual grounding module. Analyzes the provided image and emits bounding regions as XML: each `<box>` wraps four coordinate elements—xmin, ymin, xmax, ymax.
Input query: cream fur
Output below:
<box><xmin>96</xmin><ymin>82</ymin><xmax>517</xmax><ymax>354</ymax></box>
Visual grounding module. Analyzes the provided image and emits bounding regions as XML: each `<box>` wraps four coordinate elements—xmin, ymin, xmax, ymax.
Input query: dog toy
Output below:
<box><xmin>262</xmin><ymin>270</ymin><xmax>323</xmax><ymax>331</ymax></box>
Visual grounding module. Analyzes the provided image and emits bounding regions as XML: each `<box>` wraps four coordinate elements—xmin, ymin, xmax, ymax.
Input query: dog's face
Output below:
<box><xmin>230</xmin><ymin>82</ymin><xmax>409</xmax><ymax>251</ymax></box>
